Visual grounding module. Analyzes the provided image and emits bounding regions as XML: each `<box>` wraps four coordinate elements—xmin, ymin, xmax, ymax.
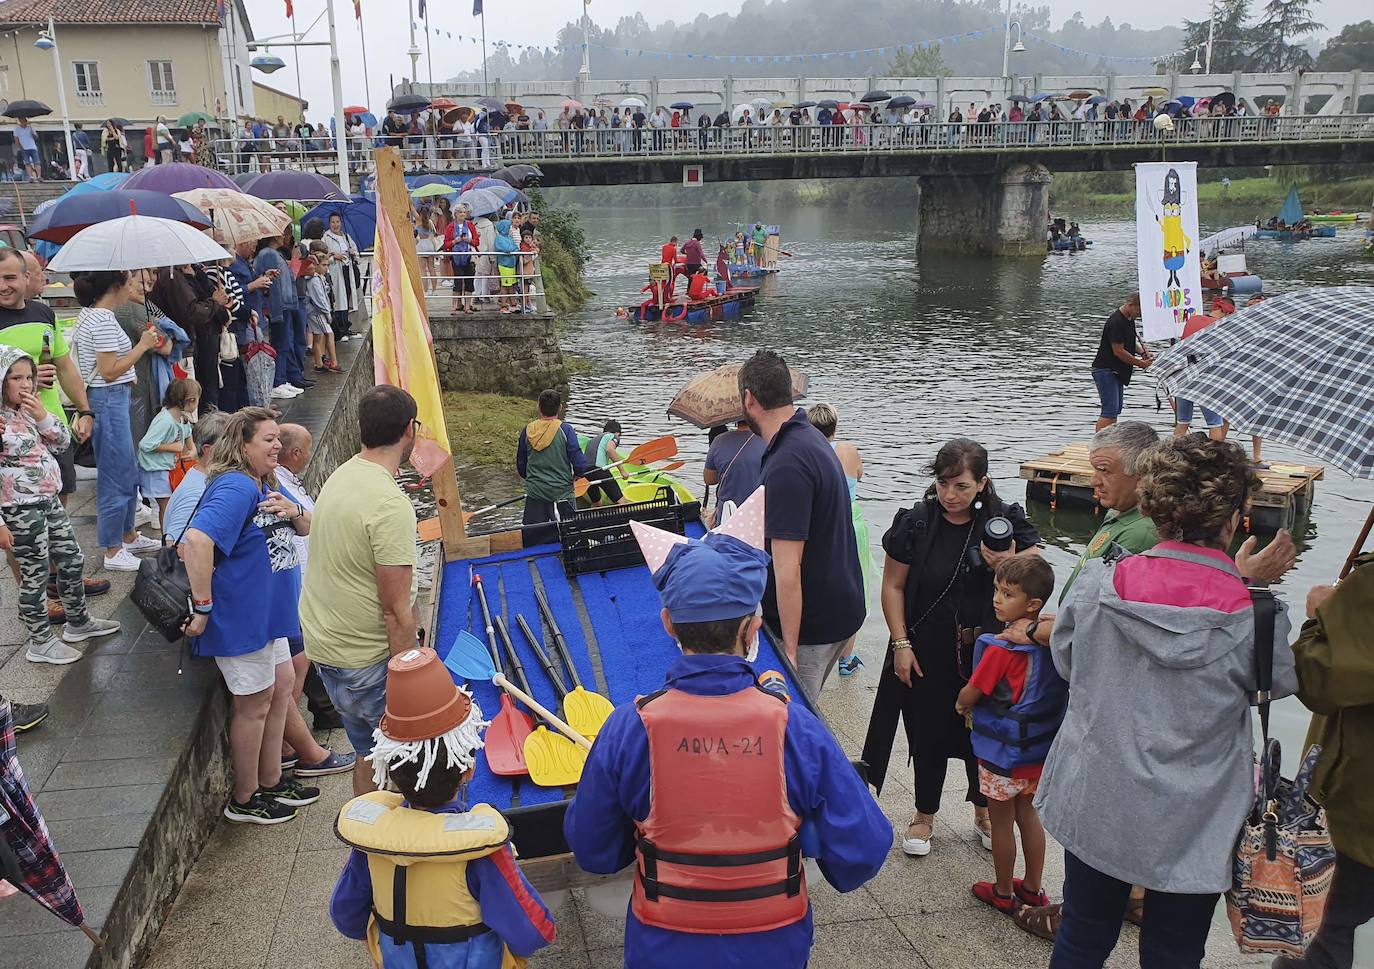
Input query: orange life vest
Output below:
<box><xmin>631</xmin><ymin>686</ymin><xmax>806</xmax><ymax>935</ymax></box>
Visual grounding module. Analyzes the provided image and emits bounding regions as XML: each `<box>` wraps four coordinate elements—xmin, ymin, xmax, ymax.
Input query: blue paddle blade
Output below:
<box><xmin>445</xmin><ymin>630</ymin><xmax>497</xmax><ymax>682</ymax></box>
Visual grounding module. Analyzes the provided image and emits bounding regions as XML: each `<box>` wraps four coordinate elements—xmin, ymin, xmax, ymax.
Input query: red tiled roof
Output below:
<box><xmin>0</xmin><ymin>0</ymin><xmax>223</xmax><ymax>26</ymax></box>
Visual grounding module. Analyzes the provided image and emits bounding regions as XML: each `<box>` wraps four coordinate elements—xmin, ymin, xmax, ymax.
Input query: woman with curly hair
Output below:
<box><xmin>1036</xmin><ymin>434</ymin><xmax>1299</xmax><ymax>969</ymax></box>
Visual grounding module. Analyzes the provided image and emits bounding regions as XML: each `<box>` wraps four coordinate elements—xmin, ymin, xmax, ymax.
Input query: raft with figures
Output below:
<box><xmin>621</xmin><ymin>287</ymin><xmax>757</xmax><ymax>324</ymax></box>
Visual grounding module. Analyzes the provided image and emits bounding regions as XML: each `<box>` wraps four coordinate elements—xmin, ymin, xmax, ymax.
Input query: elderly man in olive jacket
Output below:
<box><xmin>1276</xmin><ymin>553</ymin><xmax>1374</xmax><ymax>969</ymax></box>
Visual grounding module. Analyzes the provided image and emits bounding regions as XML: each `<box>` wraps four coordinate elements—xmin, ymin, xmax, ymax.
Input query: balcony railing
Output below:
<box><xmin>150</xmin><ymin>89</ymin><xmax>177</xmax><ymax>106</ymax></box>
<box><xmin>74</xmin><ymin>90</ymin><xmax>104</xmax><ymax>107</ymax></box>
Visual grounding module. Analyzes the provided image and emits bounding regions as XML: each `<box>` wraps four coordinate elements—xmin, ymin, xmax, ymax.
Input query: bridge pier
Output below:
<box><xmin>918</xmin><ymin>163</ymin><xmax>1053</xmax><ymax>257</ymax></box>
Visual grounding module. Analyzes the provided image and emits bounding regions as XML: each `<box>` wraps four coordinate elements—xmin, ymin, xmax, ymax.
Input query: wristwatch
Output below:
<box><xmin>1026</xmin><ymin>619</ymin><xmax>1041</xmax><ymax>644</ymax></box>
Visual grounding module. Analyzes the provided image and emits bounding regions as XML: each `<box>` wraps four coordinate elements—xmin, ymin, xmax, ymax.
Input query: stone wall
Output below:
<box><xmin>302</xmin><ymin>334</ymin><xmax>375</xmax><ymax>494</ymax></box>
<box><xmin>917</xmin><ymin>162</ymin><xmax>1052</xmax><ymax>257</ymax></box>
<box><xmin>432</xmin><ymin>313</ymin><xmax>567</xmax><ymax>398</ymax></box>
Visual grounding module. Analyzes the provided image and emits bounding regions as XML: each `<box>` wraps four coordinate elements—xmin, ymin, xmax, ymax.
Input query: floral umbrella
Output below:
<box><xmin>173</xmin><ymin>188</ymin><xmax>292</xmax><ymax>246</ymax></box>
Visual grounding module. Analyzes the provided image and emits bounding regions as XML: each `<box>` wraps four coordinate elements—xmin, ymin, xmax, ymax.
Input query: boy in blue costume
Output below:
<box><xmin>564</xmin><ymin>487</ymin><xmax>891</xmax><ymax>969</ymax></box>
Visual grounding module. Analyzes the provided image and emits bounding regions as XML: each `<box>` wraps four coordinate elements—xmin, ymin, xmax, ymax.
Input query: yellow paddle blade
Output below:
<box><xmin>564</xmin><ymin>687</ymin><xmax>614</xmax><ymax>739</ymax></box>
<box><xmin>523</xmin><ymin>726</ymin><xmax>589</xmax><ymax>787</ymax></box>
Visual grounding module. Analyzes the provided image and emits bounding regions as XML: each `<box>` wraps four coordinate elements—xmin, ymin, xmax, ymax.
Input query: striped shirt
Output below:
<box><xmin>207</xmin><ymin>265</ymin><xmax>244</xmax><ymax>315</ymax></box>
<box><xmin>73</xmin><ymin>307</ymin><xmax>134</xmax><ymax>387</ymax></box>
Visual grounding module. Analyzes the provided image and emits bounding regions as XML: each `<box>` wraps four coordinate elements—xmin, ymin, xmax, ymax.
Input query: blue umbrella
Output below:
<box><xmin>1031</xmin><ymin>92</ymin><xmax>1052</xmax><ymax>102</ymax></box>
<box><xmin>670</xmin><ymin>101</ymin><xmax>695</xmax><ymax>111</ymax></box>
<box><xmin>28</xmin><ymin>190</ymin><xmax>211</xmax><ymax>244</ymax></box>
<box><xmin>357</xmin><ymin>111</ymin><xmax>378</xmax><ymax>128</ymax></box>
<box><xmin>1177</xmin><ymin>95</ymin><xmax>1196</xmax><ymax>108</ymax></box>
<box><xmin>302</xmin><ymin>194</ymin><xmax>376</xmax><ymax>250</ymax></box>
<box><xmin>1087</xmin><ymin>95</ymin><xmax>1108</xmax><ymax>105</ymax></box>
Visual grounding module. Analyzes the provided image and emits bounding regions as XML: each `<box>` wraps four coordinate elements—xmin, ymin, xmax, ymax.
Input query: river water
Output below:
<box><xmin>548</xmin><ymin>200</ymin><xmax>1373</xmax><ymax>783</ymax></box>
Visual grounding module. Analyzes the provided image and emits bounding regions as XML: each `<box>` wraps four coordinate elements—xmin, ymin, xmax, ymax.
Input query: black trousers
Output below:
<box><xmin>1282</xmin><ymin>852</ymin><xmax>1374</xmax><ymax>969</ymax></box>
<box><xmin>583</xmin><ymin>466</ymin><xmax>623</xmax><ymax>504</ymax></box>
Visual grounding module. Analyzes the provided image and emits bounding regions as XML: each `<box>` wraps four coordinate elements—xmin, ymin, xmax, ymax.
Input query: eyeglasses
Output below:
<box><xmin>411</xmin><ymin>418</ymin><xmax>423</xmax><ymax>433</ymax></box>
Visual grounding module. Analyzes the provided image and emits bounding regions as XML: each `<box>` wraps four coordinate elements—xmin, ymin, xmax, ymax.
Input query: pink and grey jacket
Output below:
<box><xmin>0</xmin><ymin>347</ymin><xmax>68</xmax><ymax>507</ymax></box>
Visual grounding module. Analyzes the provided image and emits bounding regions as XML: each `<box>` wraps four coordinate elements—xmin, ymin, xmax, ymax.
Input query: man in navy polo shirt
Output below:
<box><xmin>738</xmin><ymin>350</ymin><xmax>864</xmax><ymax>699</ymax></box>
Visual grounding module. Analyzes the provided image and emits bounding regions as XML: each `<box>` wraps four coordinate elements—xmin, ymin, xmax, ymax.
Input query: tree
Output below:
<box><xmin>888</xmin><ymin>44</ymin><xmax>953</xmax><ymax>77</ymax></box>
<box><xmin>1314</xmin><ymin>20</ymin><xmax>1374</xmax><ymax>71</ymax></box>
<box><xmin>1181</xmin><ymin>0</ymin><xmax>1256</xmax><ymax>72</ymax></box>
<box><xmin>1250</xmin><ymin>0</ymin><xmax>1323</xmax><ymax>71</ymax></box>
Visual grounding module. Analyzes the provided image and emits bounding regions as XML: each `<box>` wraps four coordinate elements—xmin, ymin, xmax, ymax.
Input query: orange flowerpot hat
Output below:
<box><xmin>369</xmin><ymin>647</ymin><xmax>489</xmax><ymax>789</ymax></box>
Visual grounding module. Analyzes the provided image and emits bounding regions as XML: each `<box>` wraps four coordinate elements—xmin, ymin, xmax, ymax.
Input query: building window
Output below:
<box><xmin>148</xmin><ymin>60</ymin><xmax>176</xmax><ymax>106</ymax></box>
<box><xmin>73</xmin><ymin>61</ymin><xmax>102</xmax><ymax>106</ymax></box>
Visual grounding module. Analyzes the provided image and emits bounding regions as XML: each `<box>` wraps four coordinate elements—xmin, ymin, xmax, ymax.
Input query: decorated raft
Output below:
<box><xmin>628</xmin><ymin>286</ymin><xmax>757</xmax><ymax>324</ymax></box>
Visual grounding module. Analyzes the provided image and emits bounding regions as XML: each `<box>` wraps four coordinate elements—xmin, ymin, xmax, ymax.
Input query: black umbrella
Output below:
<box><xmin>796</xmin><ymin>100</ymin><xmax>817</xmax><ymax>109</ymax></box>
<box><xmin>816</xmin><ymin>99</ymin><xmax>839</xmax><ymax>110</ymax></box>
<box><xmin>888</xmin><ymin>95</ymin><xmax>917</xmax><ymax>109</ymax></box>
<box><xmin>476</xmin><ymin>96</ymin><xmax>505</xmax><ymax>112</ymax></box>
<box><xmin>106</xmin><ymin>117</ymin><xmax>131</xmax><ymax>128</ymax></box>
<box><xmin>3</xmin><ymin>100</ymin><xmax>51</xmax><ymax>120</ymax></box>
<box><xmin>670</xmin><ymin>101</ymin><xmax>695</xmax><ymax>111</ymax></box>
<box><xmin>860</xmin><ymin>89</ymin><xmax>892</xmax><ymax>103</ymax></box>
<box><xmin>1213</xmin><ymin>91</ymin><xmax>1237</xmax><ymax>109</ymax></box>
<box><xmin>386</xmin><ymin>93</ymin><xmax>430</xmax><ymax>114</ymax></box>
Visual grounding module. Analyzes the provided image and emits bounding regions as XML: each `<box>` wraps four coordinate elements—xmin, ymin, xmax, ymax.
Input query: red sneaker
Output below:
<box><xmin>972</xmin><ymin>881</ymin><xmax>1018</xmax><ymax>914</ymax></box>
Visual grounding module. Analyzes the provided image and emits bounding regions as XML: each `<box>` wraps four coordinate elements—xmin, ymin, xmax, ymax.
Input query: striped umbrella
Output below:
<box><xmin>0</xmin><ymin>702</ymin><xmax>101</xmax><ymax>944</ymax></box>
<box><xmin>1154</xmin><ymin>286</ymin><xmax>1374</xmax><ymax>478</ymax></box>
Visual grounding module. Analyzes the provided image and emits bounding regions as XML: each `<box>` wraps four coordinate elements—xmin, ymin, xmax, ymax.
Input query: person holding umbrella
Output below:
<box><xmin>13</xmin><ymin>118</ymin><xmax>40</xmax><ymax>182</ymax></box>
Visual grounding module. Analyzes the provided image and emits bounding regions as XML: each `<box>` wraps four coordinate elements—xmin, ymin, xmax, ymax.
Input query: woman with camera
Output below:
<box><xmin>861</xmin><ymin>438</ymin><xmax>1041</xmax><ymax>858</ymax></box>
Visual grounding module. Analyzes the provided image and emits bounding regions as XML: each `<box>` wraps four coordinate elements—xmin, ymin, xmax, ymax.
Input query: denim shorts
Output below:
<box><xmin>313</xmin><ymin>656</ymin><xmax>388</xmax><ymax>757</ymax></box>
<box><xmin>1173</xmin><ymin>398</ymin><xmax>1225</xmax><ymax>428</ymax></box>
<box><xmin>1091</xmin><ymin>368</ymin><xmax>1125</xmax><ymax>419</ymax></box>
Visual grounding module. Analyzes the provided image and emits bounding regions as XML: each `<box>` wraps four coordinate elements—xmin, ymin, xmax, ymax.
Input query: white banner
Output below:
<box><xmin>1136</xmin><ymin>162</ymin><xmax>1202</xmax><ymax>341</ymax></box>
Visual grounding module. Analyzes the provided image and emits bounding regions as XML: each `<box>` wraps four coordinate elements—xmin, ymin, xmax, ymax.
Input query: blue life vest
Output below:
<box><xmin>969</xmin><ymin>633</ymin><xmax>1068</xmax><ymax>771</ymax></box>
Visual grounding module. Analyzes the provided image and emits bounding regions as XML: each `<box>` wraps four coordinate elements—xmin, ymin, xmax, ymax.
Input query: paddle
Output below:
<box><xmin>495</xmin><ymin>613</ymin><xmax>591</xmax><ymax>786</ymax></box>
<box><xmin>572</xmin><ymin>435</ymin><xmax>680</xmax><ymax>497</ymax></box>
<box><xmin>535</xmin><ymin>585</ymin><xmax>614</xmax><ymax>738</ymax></box>
<box><xmin>472</xmin><ymin>575</ymin><xmax>532</xmax><ymax>776</ymax></box>
<box><xmin>516</xmin><ymin>614</ymin><xmax>568</xmax><ymax>698</ymax></box>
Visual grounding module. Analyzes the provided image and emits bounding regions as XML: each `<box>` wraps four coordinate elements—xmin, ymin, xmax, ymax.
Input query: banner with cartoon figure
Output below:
<box><xmin>1136</xmin><ymin>162</ymin><xmax>1201</xmax><ymax>341</ymax></box>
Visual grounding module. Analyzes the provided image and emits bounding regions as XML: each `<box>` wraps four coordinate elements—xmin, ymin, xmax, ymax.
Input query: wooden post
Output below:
<box><xmin>371</xmin><ymin>146</ymin><xmax>489</xmax><ymax>560</ymax></box>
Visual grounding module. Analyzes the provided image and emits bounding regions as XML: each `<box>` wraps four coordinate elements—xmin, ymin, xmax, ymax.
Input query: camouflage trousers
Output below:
<box><xmin>2</xmin><ymin>497</ymin><xmax>90</xmax><ymax>642</ymax></box>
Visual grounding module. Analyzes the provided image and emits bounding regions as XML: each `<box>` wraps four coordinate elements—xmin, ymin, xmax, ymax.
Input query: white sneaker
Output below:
<box><xmin>26</xmin><ymin>637</ymin><xmax>83</xmax><ymax>665</ymax></box>
<box><xmin>270</xmin><ymin>385</ymin><xmax>299</xmax><ymax>400</ymax></box>
<box><xmin>282</xmin><ymin>383</ymin><xmax>305</xmax><ymax>394</ymax></box>
<box><xmin>62</xmin><ymin>617</ymin><xmax>121</xmax><ymax>643</ymax></box>
<box><xmin>902</xmin><ymin>818</ymin><xmax>933</xmax><ymax>857</ymax></box>
<box><xmin>103</xmin><ymin>549</ymin><xmax>141</xmax><ymax>572</ymax></box>
<box><xmin>135</xmin><ymin>503</ymin><xmax>154</xmax><ymax>527</ymax></box>
<box><xmin>123</xmin><ymin>534</ymin><xmax>161</xmax><ymax>554</ymax></box>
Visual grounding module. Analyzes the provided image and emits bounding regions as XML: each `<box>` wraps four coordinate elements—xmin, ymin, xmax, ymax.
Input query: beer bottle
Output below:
<box><xmin>39</xmin><ymin>329</ymin><xmax>53</xmax><ymax>366</ymax></box>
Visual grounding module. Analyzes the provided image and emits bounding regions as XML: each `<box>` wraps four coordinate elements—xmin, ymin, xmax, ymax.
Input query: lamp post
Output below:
<box><xmin>1001</xmin><ymin>0</ymin><xmax>1027</xmax><ymax>103</ymax></box>
<box><xmin>1204</xmin><ymin>0</ymin><xmax>1217</xmax><ymax>74</ymax></box>
<box><xmin>579</xmin><ymin>0</ymin><xmax>591</xmax><ymax>82</ymax></box>
<box><xmin>34</xmin><ymin>18</ymin><xmax>76</xmax><ymax>182</ymax></box>
<box><xmin>248</xmin><ymin>0</ymin><xmax>351</xmax><ymax>194</ymax></box>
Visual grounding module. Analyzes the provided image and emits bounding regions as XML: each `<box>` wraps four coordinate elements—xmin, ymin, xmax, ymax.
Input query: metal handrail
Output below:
<box><xmin>209</xmin><ymin>114</ymin><xmax>1374</xmax><ymax>176</ymax></box>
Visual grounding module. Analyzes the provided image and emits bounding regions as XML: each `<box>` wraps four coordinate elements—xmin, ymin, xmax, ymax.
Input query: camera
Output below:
<box><xmin>967</xmin><ymin>516</ymin><xmax>1014</xmax><ymax>569</ymax></box>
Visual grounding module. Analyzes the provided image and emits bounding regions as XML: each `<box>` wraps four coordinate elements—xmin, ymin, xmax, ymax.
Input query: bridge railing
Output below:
<box><xmin>210</xmin><ymin>114</ymin><xmax>1374</xmax><ymax>176</ymax></box>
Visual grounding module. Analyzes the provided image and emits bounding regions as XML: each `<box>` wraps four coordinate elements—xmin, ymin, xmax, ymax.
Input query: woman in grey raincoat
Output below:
<box><xmin>1036</xmin><ymin>434</ymin><xmax>1298</xmax><ymax>969</ymax></box>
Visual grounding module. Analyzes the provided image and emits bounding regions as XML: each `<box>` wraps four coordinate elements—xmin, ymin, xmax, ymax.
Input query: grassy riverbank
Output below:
<box><xmin>443</xmin><ymin>391</ymin><xmax>533</xmax><ymax>469</ymax></box>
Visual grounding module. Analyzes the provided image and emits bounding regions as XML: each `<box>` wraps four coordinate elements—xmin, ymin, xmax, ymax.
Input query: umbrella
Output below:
<box><xmin>302</xmin><ymin>195</ymin><xmax>375</xmax><ymax>250</ymax></box>
<box><xmin>122</xmin><ymin>162</ymin><xmax>237</xmax><ymax>194</ymax></box>
<box><xmin>1088</xmin><ymin>95</ymin><xmax>1109</xmax><ymax>105</ymax></box>
<box><xmin>861</xmin><ymin>89</ymin><xmax>892</xmax><ymax>103</ymax></box>
<box><xmin>1143</xmin><ymin>86</ymin><xmax>1170</xmax><ymax>97</ymax></box>
<box><xmin>105</xmin><ymin>117</ymin><xmax>131</xmax><ymax>128</ymax></box>
<box><xmin>1177</xmin><ymin>95</ymin><xmax>1197</xmax><ymax>108</ymax></box>
<box><xmin>173</xmin><ymin>188</ymin><xmax>291</xmax><ymax>246</ymax></box>
<box><xmin>48</xmin><ymin>215</ymin><xmax>231</xmax><ymax>272</ymax></box>
<box><xmin>668</xmin><ymin>363</ymin><xmax>809</xmax><ymax>430</ymax></box>
<box><xmin>356</xmin><ymin>111</ymin><xmax>378</xmax><ymax>128</ymax></box>
<box><xmin>387</xmin><ymin>93</ymin><xmax>430</xmax><ymax>114</ymax></box>
<box><xmin>816</xmin><ymin>99</ymin><xmax>839</xmax><ymax>110</ymax></box>
<box><xmin>847</xmin><ymin>102</ymin><xmax>871</xmax><ymax>112</ymax></box>
<box><xmin>750</xmin><ymin>97</ymin><xmax>772</xmax><ymax>112</ymax></box>
<box><xmin>560</xmin><ymin>98</ymin><xmax>583</xmax><ymax>110</ymax></box>
<box><xmin>177</xmin><ymin>111</ymin><xmax>212</xmax><ymax>128</ymax></box>
<box><xmin>503</xmin><ymin>102</ymin><xmax>524</xmax><ymax>115</ymax></box>
<box><xmin>1007</xmin><ymin>94</ymin><xmax>1032</xmax><ymax>102</ymax></box>
<box><xmin>619</xmin><ymin>96</ymin><xmax>646</xmax><ymax>108</ymax></box>
<box><xmin>343</xmin><ymin>104</ymin><xmax>369</xmax><ymax>115</ymax></box>
<box><xmin>1031</xmin><ymin>92</ymin><xmax>1052</xmax><ymax>102</ymax></box>
<box><xmin>456</xmin><ymin>188</ymin><xmax>506</xmax><ymax>218</ymax></box>
<box><xmin>670</xmin><ymin>101</ymin><xmax>695</xmax><ymax>110</ymax></box>
<box><xmin>244</xmin><ymin>170</ymin><xmax>345</xmax><ymax>203</ymax></box>
<box><xmin>411</xmin><ymin>183</ymin><xmax>457</xmax><ymax>198</ymax></box>
<box><xmin>1067</xmin><ymin>90</ymin><xmax>1093</xmax><ymax>99</ymax></box>
<box><xmin>429</xmin><ymin>97</ymin><xmax>458</xmax><ymax>110</ymax></box>
<box><xmin>1154</xmin><ymin>287</ymin><xmax>1374</xmax><ymax>478</ymax></box>
<box><xmin>2</xmin><ymin>100</ymin><xmax>51</xmax><ymax>120</ymax></box>
<box><xmin>911</xmin><ymin>100</ymin><xmax>936</xmax><ymax>110</ymax></box>
<box><xmin>1213</xmin><ymin>91</ymin><xmax>1237</xmax><ymax>109</ymax></box>
<box><xmin>28</xmin><ymin>190</ymin><xmax>210</xmax><ymax>244</ymax></box>
<box><xmin>476</xmin><ymin>96</ymin><xmax>505</xmax><ymax>112</ymax></box>
<box><xmin>888</xmin><ymin>95</ymin><xmax>917</xmax><ymax>109</ymax></box>
<box><xmin>490</xmin><ymin>164</ymin><xmax>541</xmax><ymax>188</ymax></box>
<box><xmin>0</xmin><ymin>702</ymin><xmax>102</xmax><ymax>945</ymax></box>
<box><xmin>231</xmin><ymin>172</ymin><xmax>259</xmax><ymax>188</ymax></box>
<box><xmin>796</xmin><ymin>100</ymin><xmax>818</xmax><ymax>109</ymax></box>
<box><xmin>442</xmin><ymin>106</ymin><xmax>474</xmax><ymax>125</ymax></box>
<box><xmin>409</xmin><ymin>174</ymin><xmax>454</xmax><ymax>189</ymax></box>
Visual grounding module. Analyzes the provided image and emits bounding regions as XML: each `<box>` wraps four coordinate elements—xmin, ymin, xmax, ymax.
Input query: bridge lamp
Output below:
<box><xmin>251</xmin><ymin>52</ymin><xmax>288</xmax><ymax>74</ymax></box>
<box><xmin>1190</xmin><ymin>48</ymin><xmax>1203</xmax><ymax>73</ymax></box>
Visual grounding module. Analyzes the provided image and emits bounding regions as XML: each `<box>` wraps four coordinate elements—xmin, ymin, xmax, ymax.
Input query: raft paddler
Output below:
<box><xmin>681</xmin><ymin>228</ymin><xmax>706</xmax><ymax>278</ymax></box>
<box><xmin>563</xmin><ymin>487</ymin><xmax>891</xmax><ymax>969</ymax></box>
<box><xmin>516</xmin><ymin>388</ymin><xmax>591</xmax><ymax>526</ymax></box>
<box><xmin>330</xmin><ymin>647</ymin><xmax>556</xmax><ymax>968</ymax></box>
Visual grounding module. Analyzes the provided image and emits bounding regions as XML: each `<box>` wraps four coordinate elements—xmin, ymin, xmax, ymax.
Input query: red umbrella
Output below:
<box><xmin>343</xmin><ymin>104</ymin><xmax>368</xmax><ymax>115</ymax></box>
<box><xmin>0</xmin><ymin>702</ymin><xmax>102</xmax><ymax>946</ymax></box>
<box><xmin>429</xmin><ymin>97</ymin><xmax>458</xmax><ymax>110</ymax></box>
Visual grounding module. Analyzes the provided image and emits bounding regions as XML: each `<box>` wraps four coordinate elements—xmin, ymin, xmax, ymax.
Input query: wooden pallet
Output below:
<box><xmin>1020</xmin><ymin>443</ymin><xmax>1324</xmax><ymax>533</ymax></box>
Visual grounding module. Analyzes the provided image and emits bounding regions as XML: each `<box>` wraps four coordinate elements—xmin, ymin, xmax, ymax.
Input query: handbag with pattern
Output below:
<box><xmin>1224</xmin><ymin>588</ymin><xmax>1335</xmax><ymax>955</ymax></box>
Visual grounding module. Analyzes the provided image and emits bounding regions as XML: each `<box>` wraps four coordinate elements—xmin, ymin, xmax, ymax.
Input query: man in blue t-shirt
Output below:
<box><xmin>703</xmin><ymin>419</ymin><xmax>764</xmax><ymax>525</ymax></box>
<box><xmin>739</xmin><ymin>350</ymin><xmax>864</xmax><ymax>700</ymax></box>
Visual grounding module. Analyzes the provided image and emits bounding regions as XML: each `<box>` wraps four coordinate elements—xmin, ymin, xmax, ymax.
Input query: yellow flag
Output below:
<box><xmin>369</xmin><ymin>202</ymin><xmax>451</xmax><ymax>477</ymax></box>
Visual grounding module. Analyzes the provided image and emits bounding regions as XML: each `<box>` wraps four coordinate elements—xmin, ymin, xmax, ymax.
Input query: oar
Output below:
<box><xmin>572</xmin><ymin>435</ymin><xmax>680</xmax><ymax>496</ymax></box>
<box><xmin>535</xmin><ymin>585</ymin><xmax>614</xmax><ymax>738</ymax></box>
<box><xmin>495</xmin><ymin>613</ymin><xmax>592</xmax><ymax>786</ymax></box>
<box><xmin>516</xmin><ymin>614</ymin><xmax>568</xmax><ymax>699</ymax></box>
<box><xmin>472</xmin><ymin>575</ymin><xmax>532</xmax><ymax>776</ymax></box>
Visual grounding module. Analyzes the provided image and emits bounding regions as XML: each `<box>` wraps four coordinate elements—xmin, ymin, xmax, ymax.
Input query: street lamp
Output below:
<box><xmin>1190</xmin><ymin>48</ymin><xmax>1203</xmax><ymax>73</ymax></box>
<box><xmin>579</xmin><ymin>0</ymin><xmax>592</xmax><ymax>82</ymax></box>
<box><xmin>34</xmin><ymin>18</ymin><xmax>76</xmax><ymax>182</ymax></box>
<box><xmin>1002</xmin><ymin>0</ymin><xmax>1027</xmax><ymax>79</ymax></box>
<box><xmin>248</xmin><ymin>0</ymin><xmax>350</xmax><ymax>194</ymax></box>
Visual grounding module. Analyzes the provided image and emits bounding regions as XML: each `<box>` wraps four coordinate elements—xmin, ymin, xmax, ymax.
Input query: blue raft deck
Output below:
<box><xmin>429</xmin><ymin>520</ymin><xmax>814</xmax><ymax>885</ymax></box>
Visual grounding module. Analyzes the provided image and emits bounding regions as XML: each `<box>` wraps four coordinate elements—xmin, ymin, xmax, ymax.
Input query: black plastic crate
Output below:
<box><xmin>558</xmin><ymin>487</ymin><xmax>701</xmax><ymax>576</ymax></box>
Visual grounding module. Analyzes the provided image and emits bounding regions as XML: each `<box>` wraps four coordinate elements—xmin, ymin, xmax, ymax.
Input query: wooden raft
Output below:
<box><xmin>1020</xmin><ymin>443</ymin><xmax>1325</xmax><ymax>533</ymax></box>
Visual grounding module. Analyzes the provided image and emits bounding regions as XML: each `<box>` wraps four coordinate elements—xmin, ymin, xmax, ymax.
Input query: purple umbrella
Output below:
<box><xmin>122</xmin><ymin>162</ymin><xmax>237</xmax><ymax>194</ymax></box>
<box><xmin>0</xmin><ymin>702</ymin><xmax>101</xmax><ymax>944</ymax></box>
<box><xmin>243</xmin><ymin>170</ymin><xmax>346</xmax><ymax>203</ymax></box>
<box><xmin>28</xmin><ymin>190</ymin><xmax>211</xmax><ymax>244</ymax></box>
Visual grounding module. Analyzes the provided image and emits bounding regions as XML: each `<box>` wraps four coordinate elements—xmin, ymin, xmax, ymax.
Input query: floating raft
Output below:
<box><xmin>1020</xmin><ymin>443</ymin><xmax>1324</xmax><ymax>533</ymax></box>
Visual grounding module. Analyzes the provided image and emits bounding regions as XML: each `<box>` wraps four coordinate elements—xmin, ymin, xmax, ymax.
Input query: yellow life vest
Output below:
<box><xmin>335</xmin><ymin>791</ymin><xmax>518</xmax><ymax>968</ymax></box>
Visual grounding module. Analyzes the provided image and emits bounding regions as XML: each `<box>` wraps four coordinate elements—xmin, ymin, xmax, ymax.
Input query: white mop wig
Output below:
<box><xmin>366</xmin><ymin>688</ymin><xmax>490</xmax><ymax>791</ymax></box>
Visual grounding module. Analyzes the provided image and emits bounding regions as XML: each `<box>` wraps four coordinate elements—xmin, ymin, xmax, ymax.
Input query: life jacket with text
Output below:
<box><xmin>335</xmin><ymin>791</ymin><xmax>512</xmax><ymax>969</ymax></box>
<box><xmin>631</xmin><ymin>686</ymin><xmax>806</xmax><ymax>935</ymax></box>
<box><xmin>969</xmin><ymin>634</ymin><xmax>1068</xmax><ymax>771</ymax></box>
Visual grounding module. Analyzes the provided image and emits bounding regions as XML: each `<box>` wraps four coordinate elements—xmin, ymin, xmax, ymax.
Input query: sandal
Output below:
<box><xmin>1124</xmin><ymin>896</ymin><xmax>1145</xmax><ymax>926</ymax></box>
<box><xmin>1015</xmin><ymin>902</ymin><xmax>1062</xmax><ymax>941</ymax></box>
<box><xmin>973</xmin><ymin>810</ymin><xmax>993</xmax><ymax>851</ymax></box>
<box><xmin>972</xmin><ymin>881</ymin><xmax>1017</xmax><ymax>914</ymax></box>
<box><xmin>902</xmin><ymin>814</ymin><xmax>934</xmax><ymax>857</ymax></box>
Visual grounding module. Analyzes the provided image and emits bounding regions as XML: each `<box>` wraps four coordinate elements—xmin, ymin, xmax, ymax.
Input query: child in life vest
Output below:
<box><xmin>955</xmin><ymin>556</ymin><xmax>1064</xmax><ymax>915</ymax></box>
<box><xmin>330</xmin><ymin>647</ymin><xmax>556</xmax><ymax>968</ymax></box>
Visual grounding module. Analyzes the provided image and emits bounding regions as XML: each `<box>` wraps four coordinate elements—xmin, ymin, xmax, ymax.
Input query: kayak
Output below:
<box><xmin>575</xmin><ymin>435</ymin><xmax>695</xmax><ymax>508</ymax></box>
<box><xmin>1307</xmin><ymin>213</ymin><xmax>1359</xmax><ymax>223</ymax></box>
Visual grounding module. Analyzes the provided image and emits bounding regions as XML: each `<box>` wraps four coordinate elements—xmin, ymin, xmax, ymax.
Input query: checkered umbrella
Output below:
<box><xmin>1154</xmin><ymin>286</ymin><xmax>1374</xmax><ymax>478</ymax></box>
<box><xmin>0</xmin><ymin>702</ymin><xmax>100</xmax><ymax>944</ymax></box>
